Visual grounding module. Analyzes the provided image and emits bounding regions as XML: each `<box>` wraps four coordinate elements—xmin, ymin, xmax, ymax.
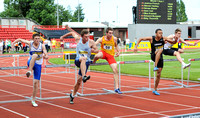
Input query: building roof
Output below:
<box><xmin>62</xmin><ymin>22</ymin><xmax>107</xmax><ymax>28</ymax></box>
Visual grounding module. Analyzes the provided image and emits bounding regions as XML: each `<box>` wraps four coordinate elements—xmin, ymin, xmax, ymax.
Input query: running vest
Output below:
<box><xmin>100</xmin><ymin>36</ymin><xmax>115</xmax><ymax>56</ymax></box>
<box><xmin>29</xmin><ymin>42</ymin><xmax>43</xmax><ymax>65</ymax></box>
<box><xmin>151</xmin><ymin>36</ymin><xmax>164</xmax><ymax>54</ymax></box>
<box><xmin>76</xmin><ymin>38</ymin><xmax>91</xmax><ymax>62</ymax></box>
<box><xmin>164</xmin><ymin>34</ymin><xmax>179</xmax><ymax>49</ymax></box>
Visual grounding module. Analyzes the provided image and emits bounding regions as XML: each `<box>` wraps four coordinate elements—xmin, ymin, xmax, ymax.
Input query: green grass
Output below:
<box><xmin>49</xmin><ymin>49</ymin><xmax>200</xmax><ymax>81</ymax></box>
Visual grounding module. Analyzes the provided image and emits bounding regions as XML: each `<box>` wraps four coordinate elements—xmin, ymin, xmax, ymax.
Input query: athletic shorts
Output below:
<box><xmin>100</xmin><ymin>50</ymin><xmax>116</xmax><ymax>65</ymax></box>
<box><xmin>151</xmin><ymin>53</ymin><xmax>163</xmax><ymax>68</ymax></box>
<box><xmin>60</xmin><ymin>44</ymin><xmax>64</xmax><ymax>48</ymax></box>
<box><xmin>52</xmin><ymin>45</ymin><xmax>55</xmax><ymax>48</ymax></box>
<box><xmin>163</xmin><ymin>48</ymin><xmax>178</xmax><ymax>56</ymax></box>
<box><xmin>27</xmin><ymin>57</ymin><xmax>42</xmax><ymax>80</ymax></box>
<box><xmin>75</xmin><ymin>57</ymin><xmax>90</xmax><ymax>76</ymax></box>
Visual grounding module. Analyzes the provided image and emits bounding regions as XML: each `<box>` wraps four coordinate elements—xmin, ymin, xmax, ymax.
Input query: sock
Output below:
<box><xmin>28</xmin><ymin>71</ymin><xmax>31</xmax><ymax>74</ymax></box>
<box><xmin>182</xmin><ymin>62</ymin><xmax>186</xmax><ymax>66</ymax></box>
<box><xmin>71</xmin><ymin>93</ymin><xmax>75</xmax><ymax>98</ymax></box>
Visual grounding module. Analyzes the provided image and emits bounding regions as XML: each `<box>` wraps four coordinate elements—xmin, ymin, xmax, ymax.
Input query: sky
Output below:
<box><xmin>0</xmin><ymin>0</ymin><xmax>199</xmax><ymax>24</ymax></box>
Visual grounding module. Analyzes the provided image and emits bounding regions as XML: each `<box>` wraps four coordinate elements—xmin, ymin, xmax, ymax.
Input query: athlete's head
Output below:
<box><xmin>81</xmin><ymin>29</ymin><xmax>90</xmax><ymax>42</ymax></box>
<box><xmin>175</xmin><ymin>28</ymin><xmax>182</xmax><ymax>38</ymax></box>
<box><xmin>106</xmin><ymin>27</ymin><xmax>114</xmax><ymax>39</ymax></box>
<box><xmin>155</xmin><ymin>29</ymin><xmax>163</xmax><ymax>39</ymax></box>
<box><xmin>32</xmin><ymin>33</ymin><xmax>41</xmax><ymax>44</ymax></box>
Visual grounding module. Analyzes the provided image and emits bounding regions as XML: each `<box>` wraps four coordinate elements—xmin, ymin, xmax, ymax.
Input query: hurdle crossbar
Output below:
<box><xmin>185</xmin><ymin>58</ymin><xmax>200</xmax><ymax>88</ymax></box>
<box><xmin>154</xmin><ymin>58</ymin><xmax>186</xmax><ymax>90</ymax></box>
<box><xmin>77</xmin><ymin>60</ymin><xmax>153</xmax><ymax>96</ymax></box>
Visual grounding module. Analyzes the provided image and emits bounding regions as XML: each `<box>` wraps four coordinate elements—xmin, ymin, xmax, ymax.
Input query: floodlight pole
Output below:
<box><xmin>78</xmin><ymin>0</ymin><xmax>80</xmax><ymax>22</ymax></box>
<box><xmin>57</xmin><ymin>0</ymin><xmax>59</xmax><ymax>27</ymax></box>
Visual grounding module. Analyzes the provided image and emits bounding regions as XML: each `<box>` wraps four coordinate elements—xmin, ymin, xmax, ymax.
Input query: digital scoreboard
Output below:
<box><xmin>137</xmin><ymin>0</ymin><xmax>176</xmax><ymax>24</ymax></box>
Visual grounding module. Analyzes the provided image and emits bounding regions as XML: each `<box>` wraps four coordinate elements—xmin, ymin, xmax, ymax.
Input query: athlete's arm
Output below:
<box><xmin>42</xmin><ymin>44</ymin><xmax>48</xmax><ymax>59</ymax></box>
<box><xmin>164</xmin><ymin>36</ymin><xmax>175</xmax><ymax>44</ymax></box>
<box><xmin>60</xmin><ymin>32</ymin><xmax>80</xmax><ymax>43</ymax></box>
<box><xmin>12</xmin><ymin>38</ymin><xmax>30</xmax><ymax>49</ymax></box>
<box><xmin>95</xmin><ymin>37</ymin><xmax>102</xmax><ymax>45</ymax></box>
<box><xmin>180</xmin><ymin>38</ymin><xmax>195</xmax><ymax>46</ymax></box>
<box><xmin>134</xmin><ymin>37</ymin><xmax>152</xmax><ymax>52</ymax></box>
<box><xmin>114</xmin><ymin>37</ymin><xmax>120</xmax><ymax>57</ymax></box>
<box><xmin>194</xmin><ymin>40</ymin><xmax>200</xmax><ymax>46</ymax></box>
<box><xmin>90</xmin><ymin>40</ymin><xmax>99</xmax><ymax>53</ymax></box>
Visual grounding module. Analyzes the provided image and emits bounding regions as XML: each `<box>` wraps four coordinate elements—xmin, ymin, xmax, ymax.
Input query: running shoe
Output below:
<box><xmin>153</xmin><ymin>67</ymin><xmax>159</xmax><ymax>71</ymax></box>
<box><xmin>31</xmin><ymin>101</ymin><xmax>38</xmax><ymax>107</ymax></box>
<box><xmin>115</xmin><ymin>88</ymin><xmax>122</xmax><ymax>94</ymax></box>
<box><xmin>182</xmin><ymin>63</ymin><xmax>191</xmax><ymax>69</ymax></box>
<box><xmin>82</xmin><ymin>75</ymin><xmax>90</xmax><ymax>83</ymax></box>
<box><xmin>69</xmin><ymin>93</ymin><xmax>74</xmax><ymax>104</ymax></box>
<box><xmin>26</xmin><ymin>71</ymin><xmax>31</xmax><ymax>78</ymax></box>
<box><xmin>152</xmin><ymin>90</ymin><xmax>160</xmax><ymax>95</ymax></box>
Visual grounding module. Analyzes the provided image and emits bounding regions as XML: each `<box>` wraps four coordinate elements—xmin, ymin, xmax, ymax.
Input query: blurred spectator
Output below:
<box><xmin>44</xmin><ymin>39</ymin><xmax>49</xmax><ymax>52</ymax></box>
<box><xmin>6</xmin><ymin>39</ymin><xmax>11</xmax><ymax>53</ymax></box>
<box><xmin>22</xmin><ymin>42</ymin><xmax>27</xmax><ymax>53</ymax></box>
<box><xmin>60</xmin><ymin>39</ymin><xmax>64</xmax><ymax>52</ymax></box>
<box><xmin>2</xmin><ymin>40</ymin><xmax>6</xmax><ymax>54</ymax></box>
<box><xmin>47</xmin><ymin>39</ymin><xmax>51</xmax><ymax>52</ymax></box>
<box><xmin>0</xmin><ymin>39</ymin><xmax>3</xmax><ymax>54</ymax></box>
<box><xmin>51</xmin><ymin>38</ymin><xmax>56</xmax><ymax>53</ymax></box>
<box><xmin>15</xmin><ymin>42</ymin><xmax>19</xmax><ymax>52</ymax></box>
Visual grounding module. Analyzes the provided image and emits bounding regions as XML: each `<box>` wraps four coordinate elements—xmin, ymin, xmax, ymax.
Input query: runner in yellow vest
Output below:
<box><xmin>93</xmin><ymin>27</ymin><xmax>122</xmax><ymax>94</ymax></box>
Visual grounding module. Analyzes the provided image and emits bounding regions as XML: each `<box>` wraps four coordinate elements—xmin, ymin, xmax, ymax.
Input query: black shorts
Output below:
<box><xmin>151</xmin><ymin>53</ymin><xmax>163</xmax><ymax>68</ymax></box>
<box><xmin>163</xmin><ymin>48</ymin><xmax>178</xmax><ymax>56</ymax></box>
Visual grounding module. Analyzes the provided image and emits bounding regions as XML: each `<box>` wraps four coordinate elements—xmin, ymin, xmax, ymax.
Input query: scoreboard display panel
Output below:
<box><xmin>137</xmin><ymin>0</ymin><xmax>176</xmax><ymax>24</ymax></box>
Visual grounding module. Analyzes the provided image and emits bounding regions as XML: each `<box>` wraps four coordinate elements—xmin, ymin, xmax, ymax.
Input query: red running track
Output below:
<box><xmin>0</xmin><ymin>55</ymin><xmax>200</xmax><ymax>118</ymax></box>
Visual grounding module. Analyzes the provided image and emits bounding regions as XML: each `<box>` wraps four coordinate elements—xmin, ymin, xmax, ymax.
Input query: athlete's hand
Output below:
<box><xmin>133</xmin><ymin>47</ymin><xmax>138</xmax><ymax>53</ymax></box>
<box><xmin>115</xmin><ymin>52</ymin><xmax>120</xmax><ymax>57</ymax></box>
<box><xmin>43</xmin><ymin>55</ymin><xmax>49</xmax><ymax>59</ymax></box>
<box><xmin>60</xmin><ymin>36</ymin><xmax>64</xmax><ymax>40</ymax></box>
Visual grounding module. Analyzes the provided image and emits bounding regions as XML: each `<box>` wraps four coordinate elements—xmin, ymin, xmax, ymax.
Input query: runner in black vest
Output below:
<box><xmin>134</xmin><ymin>29</ymin><xmax>174</xmax><ymax>95</ymax></box>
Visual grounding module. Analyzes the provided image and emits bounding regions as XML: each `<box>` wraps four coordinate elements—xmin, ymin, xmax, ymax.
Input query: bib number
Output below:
<box><xmin>104</xmin><ymin>45</ymin><xmax>112</xmax><ymax>50</ymax></box>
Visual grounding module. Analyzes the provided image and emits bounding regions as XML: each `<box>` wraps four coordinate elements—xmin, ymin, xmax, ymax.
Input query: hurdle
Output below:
<box><xmin>185</xmin><ymin>58</ymin><xmax>200</xmax><ymax>88</ymax></box>
<box><xmin>154</xmin><ymin>59</ymin><xmax>186</xmax><ymax>90</ymax></box>
<box><xmin>0</xmin><ymin>63</ymin><xmax>76</xmax><ymax>102</ymax></box>
<box><xmin>76</xmin><ymin>60</ymin><xmax>153</xmax><ymax>96</ymax></box>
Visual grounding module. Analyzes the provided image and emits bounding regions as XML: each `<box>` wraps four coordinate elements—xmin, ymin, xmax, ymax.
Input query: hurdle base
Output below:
<box><xmin>25</xmin><ymin>95</ymin><xmax>69</xmax><ymax>100</ymax></box>
<box><xmin>0</xmin><ymin>99</ymin><xmax>30</xmax><ymax>104</ymax></box>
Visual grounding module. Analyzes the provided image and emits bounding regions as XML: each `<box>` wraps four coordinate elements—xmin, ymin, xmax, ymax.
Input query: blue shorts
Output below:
<box><xmin>75</xmin><ymin>57</ymin><xmax>90</xmax><ymax>76</ymax></box>
<box><xmin>27</xmin><ymin>57</ymin><xmax>42</xmax><ymax>80</ymax></box>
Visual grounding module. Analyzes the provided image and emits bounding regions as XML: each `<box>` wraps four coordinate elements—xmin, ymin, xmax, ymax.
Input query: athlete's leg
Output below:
<box><xmin>154</xmin><ymin>68</ymin><xmax>162</xmax><ymax>91</ymax></box>
<box><xmin>178</xmin><ymin>48</ymin><xmax>184</xmax><ymax>53</ymax></box>
<box><xmin>72</xmin><ymin>75</ymin><xmax>82</xmax><ymax>97</ymax></box>
<box><xmin>110</xmin><ymin>63</ymin><xmax>119</xmax><ymax>89</ymax></box>
<box><xmin>154</xmin><ymin>49</ymin><xmax>163</xmax><ymax>69</ymax></box>
<box><xmin>29</xmin><ymin>54</ymin><xmax>37</xmax><ymax>72</ymax></box>
<box><xmin>79</xmin><ymin>57</ymin><xmax>87</xmax><ymax>77</ymax></box>
<box><xmin>26</xmin><ymin>54</ymin><xmax>38</xmax><ymax>78</ymax></box>
<box><xmin>93</xmin><ymin>52</ymin><xmax>103</xmax><ymax>64</ymax></box>
<box><xmin>32</xmin><ymin>79</ymin><xmax>39</xmax><ymax>102</ymax></box>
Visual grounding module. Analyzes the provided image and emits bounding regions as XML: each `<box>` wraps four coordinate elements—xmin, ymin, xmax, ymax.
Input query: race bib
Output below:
<box><xmin>79</xmin><ymin>51</ymin><xmax>88</xmax><ymax>57</ymax></box>
<box><xmin>103</xmin><ymin>44</ymin><xmax>112</xmax><ymax>50</ymax></box>
<box><xmin>155</xmin><ymin>46</ymin><xmax>163</xmax><ymax>51</ymax></box>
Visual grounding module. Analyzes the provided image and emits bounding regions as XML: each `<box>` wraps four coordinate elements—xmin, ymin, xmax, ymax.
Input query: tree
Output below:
<box><xmin>72</xmin><ymin>4</ymin><xmax>85</xmax><ymax>22</ymax></box>
<box><xmin>26</xmin><ymin>0</ymin><xmax>57</xmax><ymax>25</ymax></box>
<box><xmin>57</xmin><ymin>5</ymin><xmax>73</xmax><ymax>25</ymax></box>
<box><xmin>0</xmin><ymin>0</ymin><xmax>34</xmax><ymax>17</ymax></box>
<box><xmin>0</xmin><ymin>0</ymin><xmax>85</xmax><ymax>25</ymax></box>
<box><xmin>176</xmin><ymin>0</ymin><xmax>188</xmax><ymax>22</ymax></box>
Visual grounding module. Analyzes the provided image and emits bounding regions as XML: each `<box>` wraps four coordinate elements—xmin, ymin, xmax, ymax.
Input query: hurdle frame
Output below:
<box><xmin>185</xmin><ymin>58</ymin><xmax>200</xmax><ymax>88</ymax></box>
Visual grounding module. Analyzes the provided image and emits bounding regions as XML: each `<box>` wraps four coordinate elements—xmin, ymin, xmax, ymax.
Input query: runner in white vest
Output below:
<box><xmin>12</xmin><ymin>33</ymin><xmax>48</xmax><ymax>107</ymax></box>
<box><xmin>60</xmin><ymin>29</ymin><xmax>98</xmax><ymax>104</ymax></box>
<box><xmin>163</xmin><ymin>28</ymin><xmax>196</xmax><ymax>69</ymax></box>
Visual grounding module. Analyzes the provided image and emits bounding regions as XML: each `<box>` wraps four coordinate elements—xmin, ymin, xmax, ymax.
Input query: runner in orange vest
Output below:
<box><xmin>93</xmin><ymin>27</ymin><xmax>122</xmax><ymax>94</ymax></box>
